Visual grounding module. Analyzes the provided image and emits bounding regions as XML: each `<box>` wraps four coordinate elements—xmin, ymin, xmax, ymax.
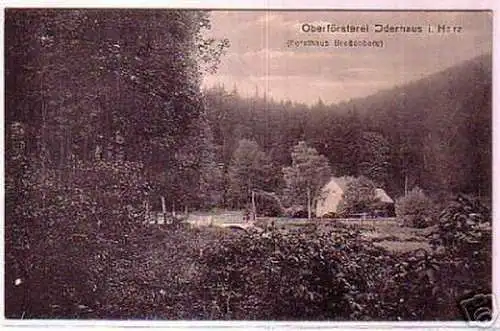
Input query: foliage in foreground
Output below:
<box><xmin>5</xmin><ymin>170</ymin><xmax>492</xmax><ymax>320</ymax></box>
<box><xmin>200</xmin><ymin>194</ymin><xmax>491</xmax><ymax>320</ymax></box>
<box><xmin>5</xmin><ymin>159</ymin><xmax>151</xmax><ymax>317</ymax></box>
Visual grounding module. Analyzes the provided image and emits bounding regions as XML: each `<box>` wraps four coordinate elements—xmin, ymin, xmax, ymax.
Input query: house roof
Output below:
<box><xmin>331</xmin><ymin>176</ymin><xmax>355</xmax><ymax>191</ymax></box>
<box><xmin>374</xmin><ymin>188</ymin><xmax>394</xmax><ymax>204</ymax></box>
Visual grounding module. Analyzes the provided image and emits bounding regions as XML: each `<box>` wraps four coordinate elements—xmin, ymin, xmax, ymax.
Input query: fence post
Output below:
<box><xmin>145</xmin><ymin>199</ymin><xmax>150</xmax><ymax>224</ymax></box>
<box><xmin>161</xmin><ymin>196</ymin><xmax>166</xmax><ymax>225</ymax></box>
<box><xmin>251</xmin><ymin>190</ymin><xmax>256</xmax><ymax>221</ymax></box>
<box><xmin>307</xmin><ymin>187</ymin><xmax>312</xmax><ymax>220</ymax></box>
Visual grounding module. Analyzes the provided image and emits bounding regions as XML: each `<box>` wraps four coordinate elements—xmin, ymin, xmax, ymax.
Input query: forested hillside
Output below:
<box><xmin>204</xmin><ymin>53</ymin><xmax>492</xmax><ymax>204</ymax></box>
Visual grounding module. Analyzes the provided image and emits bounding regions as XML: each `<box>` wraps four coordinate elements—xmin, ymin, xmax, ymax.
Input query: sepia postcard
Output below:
<box><xmin>2</xmin><ymin>5</ymin><xmax>496</xmax><ymax>330</ymax></box>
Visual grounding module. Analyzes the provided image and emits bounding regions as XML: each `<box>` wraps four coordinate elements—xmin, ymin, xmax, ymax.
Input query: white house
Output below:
<box><xmin>315</xmin><ymin>176</ymin><xmax>394</xmax><ymax>217</ymax></box>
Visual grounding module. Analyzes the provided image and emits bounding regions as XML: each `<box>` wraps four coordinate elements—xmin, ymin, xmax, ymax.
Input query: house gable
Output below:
<box><xmin>315</xmin><ymin>177</ymin><xmax>346</xmax><ymax>217</ymax></box>
<box><xmin>374</xmin><ymin>188</ymin><xmax>394</xmax><ymax>204</ymax></box>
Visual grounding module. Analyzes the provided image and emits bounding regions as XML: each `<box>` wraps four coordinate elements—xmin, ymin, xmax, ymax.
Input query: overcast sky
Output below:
<box><xmin>202</xmin><ymin>11</ymin><xmax>492</xmax><ymax>105</ymax></box>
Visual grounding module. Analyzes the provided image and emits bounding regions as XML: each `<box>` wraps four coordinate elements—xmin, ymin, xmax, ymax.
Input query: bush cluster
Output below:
<box><xmin>196</xmin><ymin>210</ymin><xmax>490</xmax><ymax>321</ymax></box>
<box><xmin>395</xmin><ymin>187</ymin><xmax>436</xmax><ymax>228</ymax></box>
<box><xmin>429</xmin><ymin>194</ymin><xmax>492</xmax><ymax>295</ymax></box>
<box><xmin>5</xmin><ymin>160</ymin><xmax>152</xmax><ymax>318</ymax></box>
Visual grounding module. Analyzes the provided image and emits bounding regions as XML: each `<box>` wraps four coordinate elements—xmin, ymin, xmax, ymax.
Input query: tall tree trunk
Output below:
<box><xmin>251</xmin><ymin>190</ymin><xmax>256</xmax><ymax>221</ymax></box>
<box><xmin>307</xmin><ymin>187</ymin><xmax>311</xmax><ymax>220</ymax></box>
<box><xmin>145</xmin><ymin>200</ymin><xmax>150</xmax><ymax>224</ymax></box>
<box><xmin>161</xmin><ymin>196</ymin><xmax>166</xmax><ymax>225</ymax></box>
<box><xmin>404</xmin><ymin>173</ymin><xmax>408</xmax><ymax>196</ymax></box>
<box><xmin>83</xmin><ymin>135</ymin><xmax>88</xmax><ymax>164</ymax></box>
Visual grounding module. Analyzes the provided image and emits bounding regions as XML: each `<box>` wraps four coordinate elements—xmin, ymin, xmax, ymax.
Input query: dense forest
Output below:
<box><xmin>4</xmin><ymin>9</ymin><xmax>229</xmax><ymax>315</ymax></box>
<box><xmin>202</xmin><ymin>53</ymin><xmax>492</xmax><ymax>209</ymax></box>
<box><xmin>5</xmin><ymin>9</ymin><xmax>229</xmax><ymax>211</ymax></box>
<box><xmin>5</xmin><ymin>9</ymin><xmax>491</xmax><ymax>214</ymax></box>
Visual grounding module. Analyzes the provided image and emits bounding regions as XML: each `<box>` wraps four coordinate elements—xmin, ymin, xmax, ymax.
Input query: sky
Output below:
<box><xmin>202</xmin><ymin>11</ymin><xmax>492</xmax><ymax>105</ymax></box>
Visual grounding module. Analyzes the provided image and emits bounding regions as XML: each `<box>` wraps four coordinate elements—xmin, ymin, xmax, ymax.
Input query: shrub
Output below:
<box><xmin>256</xmin><ymin>198</ymin><xmax>283</xmax><ymax>217</ymax></box>
<box><xmin>322</xmin><ymin>211</ymin><xmax>339</xmax><ymax>219</ymax></box>
<box><xmin>430</xmin><ymin>194</ymin><xmax>491</xmax><ymax>269</ymax></box>
<box><xmin>395</xmin><ymin>187</ymin><xmax>435</xmax><ymax>228</ymax></box>
<box><xmin>284</xmin><ymin>205</ymin><xmax>314</xmax><ymax>218</ymax></box>
<box><xmin>5</xmin><ymin>160</ymin><xmax>152</xmax><ymax>318</ymax></box>
<box><xmin>196</xmin><ymin>226</ymin><xmax>470</xmax><ymax>321</ymax></box>
<box><xmin>425</xmin><ymin>195</ymin><xmax>492</xmax><ymax>318</ymax></box>
<box><xmin>198</xmin><ymin>227</ymin><xmax>380</xmax><ymax>320</ymax></box>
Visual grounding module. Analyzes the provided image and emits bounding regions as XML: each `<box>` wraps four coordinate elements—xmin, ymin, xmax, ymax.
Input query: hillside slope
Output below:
<box><xmin>348</xmin><ymin>53</ymin><xmax>492</xmax><ymax>196</ymax></box>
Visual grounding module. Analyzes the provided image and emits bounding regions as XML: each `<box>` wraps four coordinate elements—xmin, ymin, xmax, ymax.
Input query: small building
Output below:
<box><xmin>315</xmin><ymin>176</ymin><xmax>394</xmax><ymax>218</ymax></box>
